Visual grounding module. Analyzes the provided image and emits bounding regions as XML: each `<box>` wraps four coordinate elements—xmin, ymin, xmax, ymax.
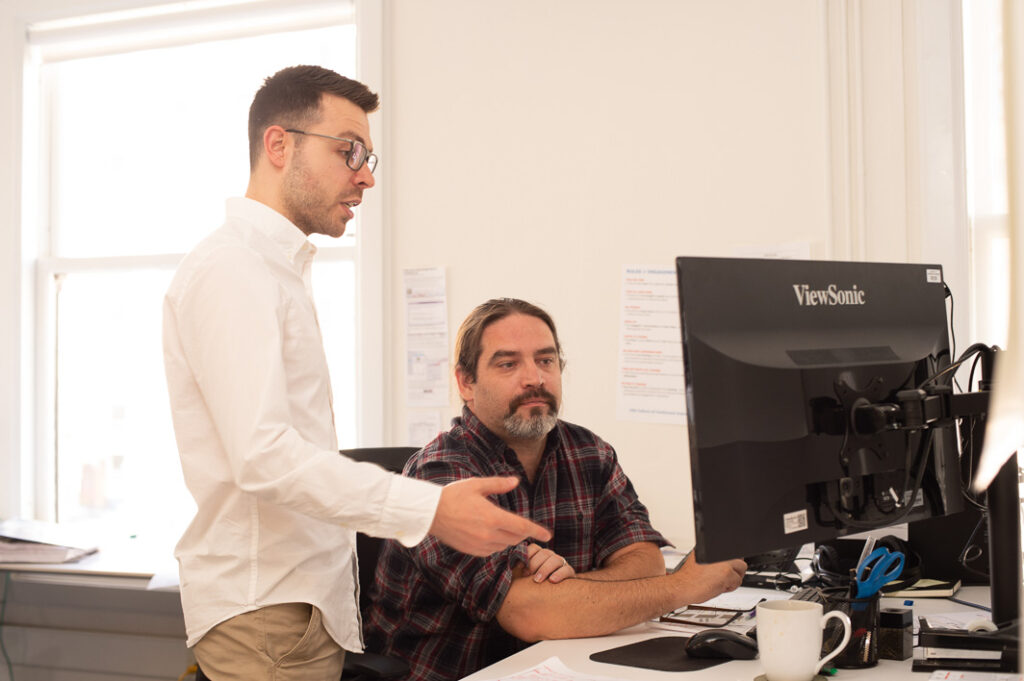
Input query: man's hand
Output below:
<box><xmin>670</xmin><ymin>553</ymin><xmax>747</xmax><ymax>604</ymax></box>
<box><xmin>429</xmin><ymin>477</ymin><xmax>552</xmax><ymax>556</ymax></box>
<box><xmin>525</xmin><ymin>543</ymin><xmax>575</xmax><ymax>583</ymax></box>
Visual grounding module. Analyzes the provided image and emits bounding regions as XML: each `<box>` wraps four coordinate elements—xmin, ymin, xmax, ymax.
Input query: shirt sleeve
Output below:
<box><xmin>164</xmin><ymin>243</ymin><xmax>440</xmax><ymax>543</ymax></box>
<box><xmin>591</xmin><ymin>444</ymin><xmax>670</xmax><ymax>566</ymax></box>
<box><xmin>401</xmin><ymin>450</ymin><xmax>528</xmax><ymax>623</ymax></box>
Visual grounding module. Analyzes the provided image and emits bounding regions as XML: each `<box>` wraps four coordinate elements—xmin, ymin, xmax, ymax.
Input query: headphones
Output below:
<box><xmin>812</xmin><ymin>535</ymin><xmax>921</xmax><ymax>592</ymax></box>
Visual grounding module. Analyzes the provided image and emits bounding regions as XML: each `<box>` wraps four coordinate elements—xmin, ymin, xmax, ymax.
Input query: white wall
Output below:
<box><xmin>0</xmin><ymin>0</ymin><xmax>968</xmax><ymax>547</ymax></box>
<box><xmin>0</xmin><ymin>1</ymin><xmax>976</xmax><ymax>677</ymax></box>
<box><xmin>384</xmin><ymin>0</ymin><xmax>832</xmax><ymax>547</ymax></box>
<box><xmin>381</xmin><ymin>0</ymin><xmax>968</xmax><ymax>546</ymax></box>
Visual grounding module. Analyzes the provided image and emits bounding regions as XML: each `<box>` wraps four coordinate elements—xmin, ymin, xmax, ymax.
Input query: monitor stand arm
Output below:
<box><xmin>849</xmin><ymin>361</ymin><xmax>1020</xmax><ymax>633</ymax></box>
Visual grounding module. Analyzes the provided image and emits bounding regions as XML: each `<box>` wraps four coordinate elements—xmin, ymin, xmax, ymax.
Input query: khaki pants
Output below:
<box><xmin>194</xmin><ymin>603</ymin><xmax>345</xmax><ymax>681</ymax></box>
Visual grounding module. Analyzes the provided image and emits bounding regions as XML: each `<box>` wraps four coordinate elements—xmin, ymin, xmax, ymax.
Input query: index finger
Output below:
<box><xmin>494</xmin><ymin>511</ymin><xmax>551</xmax><ymax>543</ymax></box>
<box><xmin>519</xmin><ymin>518</ymin><xmax>552</xmax><ymax>543</ymax></box>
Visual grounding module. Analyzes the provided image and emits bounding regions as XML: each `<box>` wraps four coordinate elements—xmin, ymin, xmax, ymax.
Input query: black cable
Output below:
<box><xmin>944</xmin><ymin>282</ymin><xmax>962</xmax><ymax>392</ymax></box>
<box><xmin>917</xmin><ymin>344</ymin><xmax>992</xmax><ymax>389</ymax></box>
<box><xmin>835</xmin><ymin>417</ymin><xmax>851</xmax><ymax>472</ymax></box>
<box><xmin>967</xmin><ymin>352</ymin><xmax>984</xmax><ymax>392</ymax></box>
<box><xmin>957</xmin><ymin>513</ymin><xmax>991</xmax><ymax>580</ymax></box>
<box><xmin>830</xmin><ymin>428</ymin><xmax>934</xmax><ymax>530</ymax></box>
<box><xmin>959</xmin><ymin>414</ymin><xmax>988</xmax><ymax>512</ymax></box>
<box><xmin>896</xmin><ymin>428</ymin><xmax>921</xmax><ymax>510</ymax></box>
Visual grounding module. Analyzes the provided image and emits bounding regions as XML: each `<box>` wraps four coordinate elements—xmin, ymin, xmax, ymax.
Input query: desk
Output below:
<box><xmin>0</xmin><ymin>529</ymin><xmax>178</xmax><ymax>588</ymax></box>
<box><xmin>0</xmin><ymin>536</ymin><xmax>189</xmax><ymax>679</ymax></box>
<box><xmin>462</xmin><ymin>587</ymin><xmax>993</xmax><ymax>681</ymax></box>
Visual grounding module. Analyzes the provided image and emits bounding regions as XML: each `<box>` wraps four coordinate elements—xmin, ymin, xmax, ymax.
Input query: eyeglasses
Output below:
<box><xmin>284</xmin><ymin>128</ymin><xmax>378</xmax><ymax>174</ymax></box>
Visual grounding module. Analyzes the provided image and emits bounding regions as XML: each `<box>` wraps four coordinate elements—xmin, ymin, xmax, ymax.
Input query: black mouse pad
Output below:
<box><xmin>588</xmin><ymin>636</ymin><xmax>728</xmax><ymax>672</ymax></box>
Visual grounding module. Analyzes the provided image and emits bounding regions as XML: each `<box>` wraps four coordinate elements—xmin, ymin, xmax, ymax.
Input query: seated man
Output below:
<box><xmin>365</xmin><ymin>298</ymin><xmax>746</xmax><ymax>681</ymax></box>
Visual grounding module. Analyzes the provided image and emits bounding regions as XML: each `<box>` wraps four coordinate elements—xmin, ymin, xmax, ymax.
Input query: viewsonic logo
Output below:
<box><xmin>792</xmin><ymin>284</ymin><xmax>866</xmax><ymax>306</ymax></box>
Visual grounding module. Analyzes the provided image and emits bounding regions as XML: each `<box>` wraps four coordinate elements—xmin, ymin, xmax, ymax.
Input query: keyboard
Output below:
<box><xmin>744</xmin><ymin>547</ymin><xmax>801</xmax><ymax>573</ymax></box>
<box><xmin>741</xmin><ymin>547</ymin><xmax>804</xmax><ymax>588</ymax></box>
<box><xmin>788</xmin><ymin>586</ymin><xmax>828</xmax><ymax>605</ymax></box>
<box><xmin>747</xmin><ymin>587</ymin><xmax>831</xmax><ymax>644</ymax></box>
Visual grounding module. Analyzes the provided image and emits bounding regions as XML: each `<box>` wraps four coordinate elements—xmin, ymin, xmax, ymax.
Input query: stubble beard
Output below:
<box><xmin>282</xmin><ymin>156</ymin><xmax>346</xmax><ymax>238</ymax></box>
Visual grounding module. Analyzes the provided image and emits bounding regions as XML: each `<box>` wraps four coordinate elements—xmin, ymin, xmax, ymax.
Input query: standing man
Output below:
<box><xmin>365</xmin><ymin>298</ymin><xmax>747</xmax><ymax>681</ymax></box>
<box><xmin>163</xmin><ymin>67</ymin><xmax>550</xmax><ymax>681</ymax></box>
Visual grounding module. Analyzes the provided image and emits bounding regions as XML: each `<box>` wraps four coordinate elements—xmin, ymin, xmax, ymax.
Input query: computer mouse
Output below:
<box><xmin>684</xmin><ymin>628</ymin><xmax>759</xmax><ymax>660</ymax></box>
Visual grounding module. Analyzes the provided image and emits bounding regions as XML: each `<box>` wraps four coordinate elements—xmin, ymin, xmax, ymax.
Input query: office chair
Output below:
<box><xmin>340</xmin><ymin>447</ymin><xmax>419</xmax><ymax>681</ymax></box>
<box><xmin>193</xmin><ymin>447</ymin><xmax>419</xmax><ymax>681</ymax></box>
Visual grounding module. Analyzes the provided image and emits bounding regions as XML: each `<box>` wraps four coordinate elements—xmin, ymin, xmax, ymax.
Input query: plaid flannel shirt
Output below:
<box><xmin>364</xmin><ymin>407</ymin><xmax>668</xmax><ymax>681</ymax></box>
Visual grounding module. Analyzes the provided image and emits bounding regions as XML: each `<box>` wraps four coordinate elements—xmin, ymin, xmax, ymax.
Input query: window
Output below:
<box><xmin>962</xmin><ymin>0</ymin><xmax>1009</xmax><ymax>349</ymax></box>
<box><xmin>23</xmin><ymin>0</ymin><xmax>377</xmax><ymax>534</ymax></box>
<box><xmin>962</xmin><ymin>0</ymin><xmax>1024</xmax><ymax>547</ymax></box>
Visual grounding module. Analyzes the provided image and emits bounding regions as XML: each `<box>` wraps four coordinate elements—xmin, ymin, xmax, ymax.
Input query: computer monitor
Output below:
<box><xmin>676</xmin><ymin>256</ymin><xmax>965</xmax><ymax>563</ymax></box>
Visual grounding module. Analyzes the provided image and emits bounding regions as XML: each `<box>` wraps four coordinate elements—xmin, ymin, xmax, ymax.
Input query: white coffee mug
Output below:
<box><xmin>756</xmin><ymin>599</ymin><xmax>852</xmax><ymax>681</ymax></box>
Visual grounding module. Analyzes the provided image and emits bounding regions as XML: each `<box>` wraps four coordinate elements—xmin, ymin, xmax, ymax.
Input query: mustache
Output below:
<box><xmin>507</xmin><ymin>387</ymin><xmax>558</xmax><ymax>415</ymax></box>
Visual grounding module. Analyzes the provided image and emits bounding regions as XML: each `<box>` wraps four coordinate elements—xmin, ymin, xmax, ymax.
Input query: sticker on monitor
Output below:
<box><xmin>783</xmin><ymin>509</ymin><xmax>809</xmax><ymax>534</ymax></box>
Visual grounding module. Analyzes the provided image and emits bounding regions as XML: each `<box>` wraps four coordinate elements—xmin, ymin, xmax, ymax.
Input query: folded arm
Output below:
<box><xmin>575</xmin><ymin>541</ymin><xmax>666</xmax><ymax>581</ymax></box>
<box><xmin>496</xmin><ymin>551</ymin><xmax>746</xmax><ymax>642</ymax></box>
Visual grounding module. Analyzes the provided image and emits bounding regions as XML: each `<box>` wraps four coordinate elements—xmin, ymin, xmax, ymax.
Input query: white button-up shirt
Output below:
<box><xmin>163</xmin><ymin>197</ymin><xmax>440</xmax><ymax>649</ymax></box>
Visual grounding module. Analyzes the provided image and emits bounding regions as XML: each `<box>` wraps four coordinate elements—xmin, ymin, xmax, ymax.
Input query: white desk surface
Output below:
<box><xmin>462</xmin><ymin>587</ymin><xmax>994</xmax><ymax>681</ymax></box>
<box><xmin>0</xmin><ymin>532</ymin><xmax>177</xmax><ymax>589</ymax></box>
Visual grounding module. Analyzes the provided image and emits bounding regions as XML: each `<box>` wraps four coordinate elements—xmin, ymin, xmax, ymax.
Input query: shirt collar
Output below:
<box><xmin>227</xmin><ymin>197</ymin><xmax>317</xmax><ymax>265</ymax></box>
<box><xmin>456</xmin><ymin>406</ymin><xmax>509</xmax><ymax>455</ymax></box>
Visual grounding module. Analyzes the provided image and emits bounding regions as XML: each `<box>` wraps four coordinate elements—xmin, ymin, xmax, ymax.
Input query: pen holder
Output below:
<box><xmin>824</xmin><ymin>590</ymin><xmax>880</xmax><ymax>668</ymax></box>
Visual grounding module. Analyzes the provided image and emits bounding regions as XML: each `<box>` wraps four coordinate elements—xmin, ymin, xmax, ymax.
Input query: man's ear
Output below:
<box><xmin>455</xmin><ymin>367</ymin><xmax>475</xmax><ymax>403</ymax></box>
<box><xmin>262</xmin><ymin>125</ymin><xmax>289</xmax><ymax>169</ymax></box>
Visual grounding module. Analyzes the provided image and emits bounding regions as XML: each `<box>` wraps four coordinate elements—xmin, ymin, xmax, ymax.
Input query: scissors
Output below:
<box><xmin>854</xmin><ymin>547</ymin><xmax>905</xmax><ymax>598</ymax></box>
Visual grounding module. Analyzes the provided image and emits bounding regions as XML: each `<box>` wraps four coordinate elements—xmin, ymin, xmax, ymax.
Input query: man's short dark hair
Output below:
<box><xmin>455</xmin><ymin>298</ymin><xmax>565</xmax><ymax>383</ymax></box>
<box><xmin>248</xmin><ymin>65</ymin><xmax>379</xmax><ymax>170</ymax></box>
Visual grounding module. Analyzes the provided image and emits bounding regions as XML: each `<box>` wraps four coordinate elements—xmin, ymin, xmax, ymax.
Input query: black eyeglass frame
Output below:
<box><xmin>284</xmin><ymin>128</ymin><xmax>378</xmax><ymax>173</ymax></box>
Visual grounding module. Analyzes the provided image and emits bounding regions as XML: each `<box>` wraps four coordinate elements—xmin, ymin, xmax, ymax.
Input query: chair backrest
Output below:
<box><xmin>340</xmin><ymin>447</ymin><xmax>420</xmax><ymax>614</ymax></box>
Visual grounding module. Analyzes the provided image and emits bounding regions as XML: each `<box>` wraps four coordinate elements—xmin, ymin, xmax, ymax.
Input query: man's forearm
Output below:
<box><xmin>496</xmin><ymin>572</ymin><xmax>684</xmax><ymax>641</ymax></box>
<box><xmin>576</xmin><ymin>542</ymin><xmax>665</xmax><ymax>582</ymax></box>
<box><xmin>495</xmin><ymin>553</ymin><xmax>746</xmax><ymax>642</ymax></box>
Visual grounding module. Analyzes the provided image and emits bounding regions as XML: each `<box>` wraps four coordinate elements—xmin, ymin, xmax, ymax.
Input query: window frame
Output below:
<box><xmin>4</xmin><ymin>0</ymin><xmax>385</xmax><ymax>522</ymax></box>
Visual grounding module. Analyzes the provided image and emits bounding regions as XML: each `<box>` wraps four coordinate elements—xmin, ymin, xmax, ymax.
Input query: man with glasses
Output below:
<box><xmin>163</xmin><ymin>66</ymin><xmax>551</xmax><ymax>681</ymax></box>
<box><xmin>365</xmin><ymin>298</ymin><xmax>747</xmax><ymax>681</ymax></box>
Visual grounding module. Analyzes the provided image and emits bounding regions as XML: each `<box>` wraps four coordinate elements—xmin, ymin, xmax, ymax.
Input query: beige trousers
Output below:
<box><xmin>194</xmin><ymin>603</ymin><xmax>345</xmax><ymax>681</ymax></box>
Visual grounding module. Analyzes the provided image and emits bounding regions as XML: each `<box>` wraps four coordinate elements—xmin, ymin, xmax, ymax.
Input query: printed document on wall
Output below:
<box><xmin>616</xmin><ymin>265</ymin><xmax>685</xmax><ymax>424</ymax></box>
<box><xmin>407</xmin><ymin>409</ymin><xmax>443</xmax><ymax>448</ymax></box>
<box><xmin>404</xmin><ymin>267</ymin><xmax>449</xmax><ymax>407</ymax></box>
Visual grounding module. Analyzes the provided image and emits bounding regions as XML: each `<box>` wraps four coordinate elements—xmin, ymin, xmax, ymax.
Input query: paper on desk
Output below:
<box><xmin>651</xmin><ymin>586</ymin><xmax>791</xmax><ymax>636</ymax></box>
<box><xmin>661</xmin><ymin>546</ymin><xmax>687</xmax><ymax>572</ymax></box>
<box><xmin>926</xmin><ymin>671</ymin><xmax>1021</xmax><ymax>681</ymax></box>
<box><xmin>921</xmin><ymin>611</ymin><xmax>994</xmax><ymax>633</ymax></box>
<box><xmin>473</xmin><ymin>657</ymin><xmax>622</xmax><ymax>681</ymax></box>
<box><xmin>651</xmin><ymin>616</ymin><xmax>756</xmax><ymax>637</ymax></box>
<box><xmin>697</xmin><ymin>586</ymin><xmax>790</xmax><ymax>611</ymax></box>
<box><xmin>0</xmin><ymin>519</ymin><xmax>99</xmax><ymax>563</ymax></box>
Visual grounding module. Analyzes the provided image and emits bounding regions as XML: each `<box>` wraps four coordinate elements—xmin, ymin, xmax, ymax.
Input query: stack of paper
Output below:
<box><xmin>0</xmin><ymin>519</ymin><xmax>99</xmax><ymax>564</ymax></box>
